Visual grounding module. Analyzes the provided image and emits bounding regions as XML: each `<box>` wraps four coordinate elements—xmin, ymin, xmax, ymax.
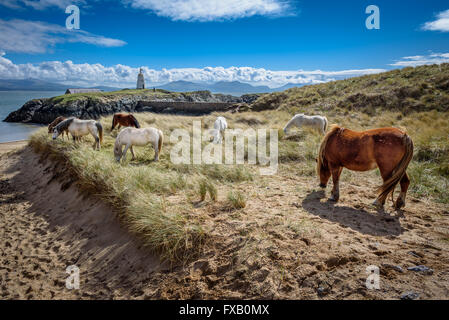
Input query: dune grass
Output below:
<box><xmin>30</xmin><ymin>112</ymin><xmax>259</xmax><ymax>262</ymax></box>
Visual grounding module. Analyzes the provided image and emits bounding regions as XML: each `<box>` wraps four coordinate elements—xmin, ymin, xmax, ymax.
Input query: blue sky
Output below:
<box><xmin>0</xmin><ymin>0</ymin><xmax>448</xmax><ymax>87</ymax></box>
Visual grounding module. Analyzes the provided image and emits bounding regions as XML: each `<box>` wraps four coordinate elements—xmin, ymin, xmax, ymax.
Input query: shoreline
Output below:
<box><xmin>0</xmin><ymin>140</ymin><xmax>28</xmax><ymax>153</ymax></box>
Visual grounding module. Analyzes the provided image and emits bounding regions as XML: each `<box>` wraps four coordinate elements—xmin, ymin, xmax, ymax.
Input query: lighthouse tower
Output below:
<box><xmin>136</xmin><ymin>68</ymin><xmax>145</xmax><ymax>89</ymax></box>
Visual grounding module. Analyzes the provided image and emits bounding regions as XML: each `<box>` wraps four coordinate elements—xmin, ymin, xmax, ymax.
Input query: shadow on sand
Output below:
<box><xmin>301</xmin><ymin>190</ymin><xmax>404</xmax><ymax>237</ymax></box>
<box><xmin>3</xmin><ymin>147</ymin><xmax>168</xmax><ymax>298</ymax></box>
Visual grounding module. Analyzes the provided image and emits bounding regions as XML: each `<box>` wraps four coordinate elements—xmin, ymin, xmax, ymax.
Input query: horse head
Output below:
<box><xmin>113</xmin><ymin>143</ymin><xmax>122</xmax><ymax>162</ymax></box>
<box><xmin>52</xmin><ymin>127</ymin><xmax>60</xmax><ymax>140</ymax></box>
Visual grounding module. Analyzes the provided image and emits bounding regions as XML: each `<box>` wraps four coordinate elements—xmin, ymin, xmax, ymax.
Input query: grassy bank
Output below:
<box><xmin>252</xmin><ymin>63</ymin><xmax>449</xmax><ymax>114</ymax></box>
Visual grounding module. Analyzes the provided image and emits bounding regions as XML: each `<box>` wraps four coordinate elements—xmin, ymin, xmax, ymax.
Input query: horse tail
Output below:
<box><xmin>96</xmin><ymin>122</ymin><xmax>103</xmax><ymax>143</ymax></box>
<box><xmin>377</xmin><ymin>134</ymin><xmax>414</xmax><ymax>201</ymax></box>
<box><xmin>317</xmin><ymin>125</ymin><xmax>340</xmax><ymax>176</ymax></box>
<box><xmin>158</xmin><ymin>130</ymin><xmax>163</xmax><ymax>154</ymax></box>
<box><xmin>131</xmin><ymin>115</ymin><xmax>140</xmax><ymax>128</ymax></box>
<box><xmin>323</xmin><ymin>117</ymin><xmax>329</xmax><ymax>134</ymax></box>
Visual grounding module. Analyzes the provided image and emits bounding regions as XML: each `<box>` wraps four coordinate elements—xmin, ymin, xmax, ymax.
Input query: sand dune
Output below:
<box><xmin>0</xmin><ymin>145</ymin><xmax>165</xmax><ymax>299</ymax></box>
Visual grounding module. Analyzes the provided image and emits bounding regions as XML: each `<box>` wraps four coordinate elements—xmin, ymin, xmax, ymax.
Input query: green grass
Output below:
<box><xmin>227</xmin><ymin>191</ymin><xmax>246</xmax><ymax>209</ymax></box>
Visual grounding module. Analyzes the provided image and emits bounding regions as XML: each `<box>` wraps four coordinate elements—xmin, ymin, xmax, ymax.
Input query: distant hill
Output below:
<box><xmin>155</xmin><ymin>80</ymin><xmax>299</xmax><ymax>95</ymax></box>
<box><xmin>0</xmin><ymin>79</ymin><xmax>121</xmax><ymax>92</ymax></box>
<box><xmin>0</xmin><ymin>78</ymin><xmax>302</xmax><ymax>95</ymax></box>
<box><xmin>272</xmin><ymin>83</ymin><xmax>304</xmax><ymax>92</ymax></box>
<box><xmin>0</xmin><ymin>79</ymin><xmax>68</xmax><ymax>91</ymax></box>
<box><xmin>88</xmin><ymin>85</ymin><xmax>122</xmax><ymax>92</ymax></box>
<box><xmin>155</xmin><ymin>81</ymin><xmax>208</xmax><ymax>92</ymax></box>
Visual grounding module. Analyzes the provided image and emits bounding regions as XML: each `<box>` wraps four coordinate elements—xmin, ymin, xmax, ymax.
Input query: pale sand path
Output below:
<box><xmin>0</xmin><ymin>141</ymin><xmax>28</xmax><ymax>153</ymax></box>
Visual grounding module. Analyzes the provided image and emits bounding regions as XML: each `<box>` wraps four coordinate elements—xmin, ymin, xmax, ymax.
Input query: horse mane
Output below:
<box><xmin>317</xmin><ymin>124</ymin><xmax>341</xmax><ymax>176</ymax></box>
<box><xmin>130</xmin><ymin>114</ymin><xmax>140</xmax><ymax>128</ymax></box>
<box><xmin>55</xmin><ymin>117</ymin><xmax>74</xmax><ymax>133</ymax></box>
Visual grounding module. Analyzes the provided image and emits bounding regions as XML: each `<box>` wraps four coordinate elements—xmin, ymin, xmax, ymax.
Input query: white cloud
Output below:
<box><xmin>0</xmin><ymin>19</ymin><xmax>126</xmax><ymax>53</ymax></box>
<box><xmin>390</xmin><ymin>53</ymin><xmax>449</xmax><ymax>67</ymax></box>
<box><xmin>0</xmin><ymin>0</ymin><xmax>85</xmax><ymax>10</ymax></box>
<box><xmin>0</xmin><ymin>52</ymin><xmax>385</xmax><ymax>88</ymax></box>
<box><xmin>422</xmin><ymin>9</ymin><xmax>449</xmax><ymax>32</ymax></box>
<box><xmin>126</xmin><ymin>0</ymin><xmax>292</xmax><ymax>21</ymax></box>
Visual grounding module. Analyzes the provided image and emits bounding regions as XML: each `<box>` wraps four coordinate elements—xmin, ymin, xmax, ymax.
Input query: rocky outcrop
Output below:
<box><xmin>4</xmin><ymin>90</ymin><xmax>262</xmax><ymax>124</ymax></box>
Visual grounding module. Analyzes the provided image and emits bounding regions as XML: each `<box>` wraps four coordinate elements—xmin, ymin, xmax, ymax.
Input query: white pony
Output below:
<box><xmin>114</xmin><ymin>127</ymin><xmax>163</xmax><ymax>162</ymax></box>
<box><xmin>210</xmin><ymin>116</ymin><xmax>227</xmax><ymax>144</ymax></box>
<box><xmin>283</xmin><ymin>114</ymin><xmax>328</xmax><ymax>135</ymax></box>
<box><xmin>52</xmin><ymin>117</ymin><xmax>103</xmax><ymax>150</ymax></box>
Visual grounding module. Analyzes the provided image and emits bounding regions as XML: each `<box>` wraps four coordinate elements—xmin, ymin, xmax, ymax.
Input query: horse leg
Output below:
<box><xmin>153</xmin><ymin>143</ymin><xmax>159</xmax><ymax>161</ymax></box>
<box><xmin>373</xmin><ymin>163</ymin><xmax>395</xmax><ymax>209</ymax></box>
<box><xmin>130</xmin><ymin>146</ymin><xmax>136</xmax><ymax>160</ymax></box>
<box><xmin>96</xmin><ymin>135</ymin><xmax>101</xmax><ymax>151</ymax></box>
<box><xmin>329</xmin><ymin>165</ymin><xmax>342</xmax><ymax>202</ymax></box>
<box><xmin>395</xmin><ymin>173</ymin><xmax>410</xmax><ymax>209</ymax></box>
<box><xmin>121</xmin><ymin>144</ymin><xmax>130</xmax><ymax>162</ymax></box>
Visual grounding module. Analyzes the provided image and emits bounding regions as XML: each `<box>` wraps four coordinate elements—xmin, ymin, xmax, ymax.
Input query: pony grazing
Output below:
<box><xmin>53</xmin><ymin>118</ymin><xmax>103</xmax><ymax>150</ymax></box>
<box><xmin>210</xmin><ymin>116</ymin><xmax>227</xmax><ymax>144</ymax></box>
<box><xmin>48</xmin><ymin>116</ymin><xmax>68</xmax><ymax>139</ymax></box>
<box><xmin>111</xmin><ymin>113</ymin><xmax>140</xmax><ymax>131</ymax></box>
<box><xmin>114</xmin><ymin>127</ymin><xmax>163</xmax><ymax>162</ymax></box>
<box><xmin>284</xmin><ymin>114</ymin><xmax>328</xmax><ymax>135</ymax></box>
<box><xmin>317</xmin><ymin>125</ymin><xmax>414</xmax><ymax>210</ymax></box>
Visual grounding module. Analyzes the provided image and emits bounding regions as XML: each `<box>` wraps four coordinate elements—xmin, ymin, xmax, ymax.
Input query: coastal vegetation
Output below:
<box><xmin>29</xmin><ymin>64</ymin><xmax>449</xmax><ymax>267</ymax></box>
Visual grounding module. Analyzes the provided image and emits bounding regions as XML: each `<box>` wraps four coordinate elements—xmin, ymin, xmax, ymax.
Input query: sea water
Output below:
<box><xmin>0</xmin><ymin>91</ymin><xmax>64</xmax><ymax>143</ymax></box>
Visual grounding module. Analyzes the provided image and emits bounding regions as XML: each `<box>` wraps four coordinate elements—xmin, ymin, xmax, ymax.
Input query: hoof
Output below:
<box><xmin>395</xmin><ymin>199</ymin><xmax>405</xmax><ymax>210</ymax></box>
<box><xmin>372</xmin><ymin>200</ymin><xmax>384</xmax><ymax>210</ymax></box>
<box><xmin>319</xmin><ymin>183</ymin><xmax>327</xmax><ymax>189</ymax></box>
<box><xmin>329</xmin><ymin>195</ymin><xmax>339</xmax><ymax>202</ymax></box>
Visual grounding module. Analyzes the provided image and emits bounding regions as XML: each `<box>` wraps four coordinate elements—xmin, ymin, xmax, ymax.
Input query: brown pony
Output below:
<box><xmin>317</xmin><ymin>125</ymin><xmax>414</xmax><ymax>209</ymax></box>
<box><xmin>48</xmin><ymin>116</ymin><xmax>69</xmax><ymax>139</ymax></box>
<box><xmin>111</xmin><ymin>113</ymin><xmax>140</xmax><ymax>131</ymax></box>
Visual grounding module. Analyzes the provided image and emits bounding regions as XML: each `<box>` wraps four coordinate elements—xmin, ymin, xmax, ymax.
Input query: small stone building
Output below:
<box><xmin>136</xmin><ymin>68</ymin><xmax>145</xmax><ymax>89</ymax></box>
